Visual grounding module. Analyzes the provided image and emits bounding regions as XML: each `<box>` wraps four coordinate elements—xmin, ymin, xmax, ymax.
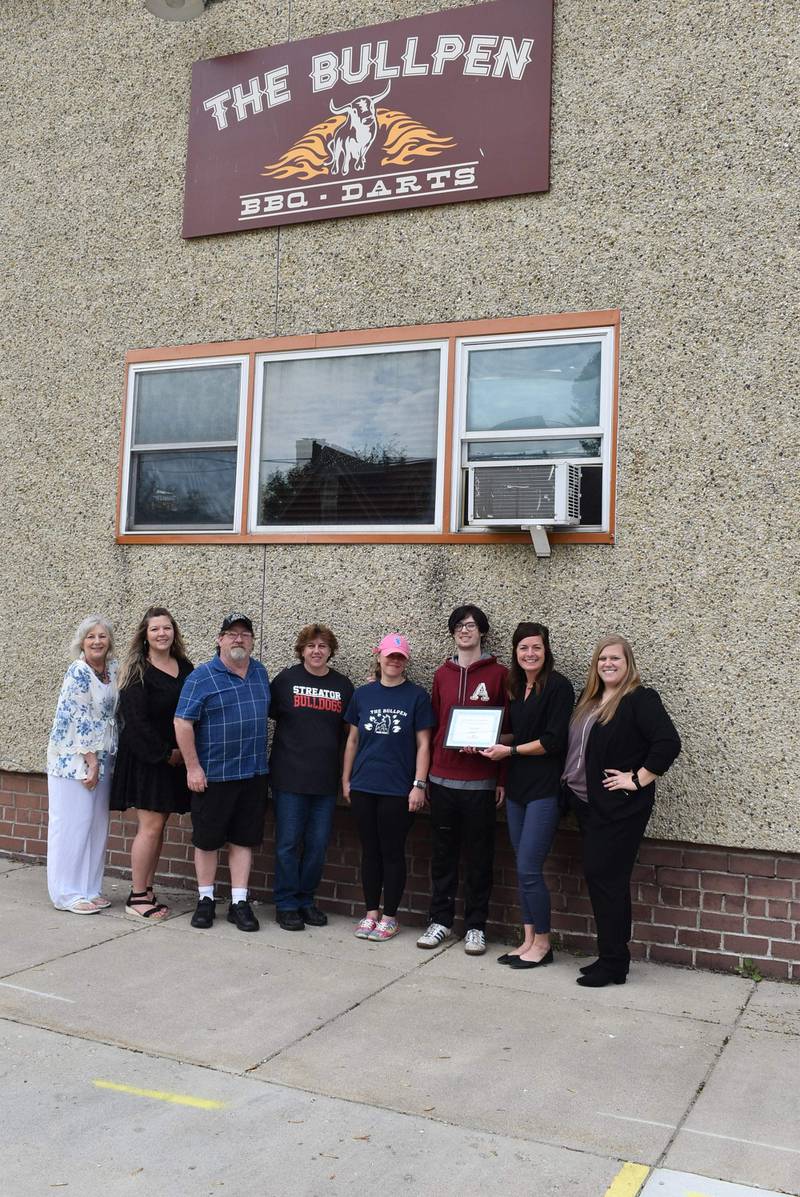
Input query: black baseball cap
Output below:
<box><xmin>219</xmin><ymin>613</ymin><xmax>254</xmax><ymax>635</ymax></box>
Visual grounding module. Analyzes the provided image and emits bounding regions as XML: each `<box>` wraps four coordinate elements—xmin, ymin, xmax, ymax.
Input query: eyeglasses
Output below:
<box><xmin>222</xmin><ymin>630</ymin><xmax>253</xmax><ymax>640</ymax></box>
<box><xmin>454</xmin><ymin>621</ymin><xmax>478</xmax><ymax>632</ymax></box>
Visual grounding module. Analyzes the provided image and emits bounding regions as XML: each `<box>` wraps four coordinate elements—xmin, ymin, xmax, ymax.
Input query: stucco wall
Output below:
<box><xmin>2</xmin><ymin>1</ymin><xmax>797</xmax><ymax>850</ymax></box>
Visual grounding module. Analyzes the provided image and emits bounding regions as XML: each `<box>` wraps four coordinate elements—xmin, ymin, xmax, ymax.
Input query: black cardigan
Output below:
<box><xmin>506</xmin><ymin>670</ymin><xmax>575</xmax><ymax>804</ymax></box>
<box><xmin>584</xmin><ymin>686</ymin><xmax>681</xmax><ymax>821</ymax></box>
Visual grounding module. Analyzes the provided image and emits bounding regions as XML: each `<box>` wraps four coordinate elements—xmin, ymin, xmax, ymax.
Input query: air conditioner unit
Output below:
<box><xmin>467</xmin><ymin>461</ymin><xmax>581</xmax><ymax>527</ymax></box>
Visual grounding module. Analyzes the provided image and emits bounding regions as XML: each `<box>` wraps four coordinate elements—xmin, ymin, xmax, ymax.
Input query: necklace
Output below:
<box><xmin>91</xmin><ymin>665</ymin><xmax>110</xmax><ymax>684</ymax></box>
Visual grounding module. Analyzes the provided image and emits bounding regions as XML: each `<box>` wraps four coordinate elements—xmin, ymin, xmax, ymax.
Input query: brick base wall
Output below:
<box><xmin>3</xmin><ymin>769</ymin><xmax>798</xmax><ymax>979</ymax></box>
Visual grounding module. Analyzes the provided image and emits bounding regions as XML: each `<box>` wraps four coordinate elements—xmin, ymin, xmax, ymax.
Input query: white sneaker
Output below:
<box><xmin>416</xmin><ymin>922</ymin><xmax>453</xmax><ymax>949</ymax></box>
<box><xmin>464</xmin><ymin>929</ymin><xmax>486</xmax><ymax>955</ymax></box>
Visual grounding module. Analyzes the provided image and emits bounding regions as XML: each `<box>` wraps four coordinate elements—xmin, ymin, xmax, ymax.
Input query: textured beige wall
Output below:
<box><xmin>2</xmin><ymin>1</ymin><xmax>797</xmax><ymax>850</ymax></box>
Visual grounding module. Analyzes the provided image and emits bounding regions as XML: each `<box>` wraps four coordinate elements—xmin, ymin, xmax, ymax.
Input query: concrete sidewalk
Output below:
<box><xmin>1</xmin><ymin>857</ymin><xmax>798</xmax><ymax>1197</ymax></box>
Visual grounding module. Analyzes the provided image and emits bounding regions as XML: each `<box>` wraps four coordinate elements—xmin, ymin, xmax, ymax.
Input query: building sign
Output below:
<box><xmin>182</xmin><ymin>0</ymin><xmax>553</xmax><ymax>237</ymax></box>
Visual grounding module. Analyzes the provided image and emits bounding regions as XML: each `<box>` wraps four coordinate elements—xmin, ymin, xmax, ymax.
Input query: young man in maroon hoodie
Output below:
<box><xmin>418</xmin><ymin>605</ymin><xmax>508</xmax><ymax>955</ymax></box>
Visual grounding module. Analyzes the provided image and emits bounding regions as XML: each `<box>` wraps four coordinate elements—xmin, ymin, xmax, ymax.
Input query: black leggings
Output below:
<box><xmin>350</xmin><ymin>791</ymin><xmax>414</xmax><ymax>917</ymax></box>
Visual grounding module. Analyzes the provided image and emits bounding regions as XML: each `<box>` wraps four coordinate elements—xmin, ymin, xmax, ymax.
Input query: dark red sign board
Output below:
<box><xmin>182</xmin><ymin>0</ymin><xmax>553</xmax><ymax>238</ymax></box>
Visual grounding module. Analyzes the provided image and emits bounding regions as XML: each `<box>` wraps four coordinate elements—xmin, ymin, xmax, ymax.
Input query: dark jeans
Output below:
<box><xmin>272</xmin><ymin>789</ymin><xmax>337</xmax><ymax>911</ymax></box>
<box><xmin>350</xmin><ymin>790</ymin><xmax>414</xmax><ymax>917</ymax></box>
<box><xmin>428</xmin><ymin>782</ymin><xmax>497</xmax><ymax>931</ymax></box>
<box><xmin>505</xmin><ymin>796</ymin><xmax>560</xmax><ymax>932</ymax></box>
<box><xmin>573</xmin><ymin>796</ymin><xmax>652</xmax><ymax>972</ymax></box>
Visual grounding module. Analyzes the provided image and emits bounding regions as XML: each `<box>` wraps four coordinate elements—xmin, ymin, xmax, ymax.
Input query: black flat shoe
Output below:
<box><xmin>508</xmin><ymin>949</ymin><xmax>554</xmax><ymax>970</ymax></box>
<box><xmin>576</xmin><ymin>970</ymin><xmax>626</xmax><ymax>987</ymax></box>
<box><xmin>497</xmin><ymin>953</ymin><xmax>523</xmax><ymax>965</ymax></box>
<box><xmin>190</xmin><ymin>896</ymin><xmax>216</xmax><ymax>929</ymax></box>
<box><xmin>228</xmin><ymin>900</ymin><xmax>260</xmax><ymax>932</ymax></box>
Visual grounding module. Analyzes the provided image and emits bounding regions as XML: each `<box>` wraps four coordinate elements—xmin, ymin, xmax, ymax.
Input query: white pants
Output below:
<box><xmin>47</xmin><ymin>774</ymin><xmax>110</xmax><ymax>908</ymax></box>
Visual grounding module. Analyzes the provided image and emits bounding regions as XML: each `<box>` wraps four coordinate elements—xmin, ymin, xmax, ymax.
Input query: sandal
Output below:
<box><xmin>125</xmin><ymin>889</ymin><xmax>169</xmax><ymax>920</ymax></box>
<box><xmin>65</xmin><ymin>899</ymin><xmax>101</xmax><ymax>915</ymax></box>
<box><xmin>89</xmin><ymin>895</ymin><xmax>111</xmax><ymax>909</ymax></box>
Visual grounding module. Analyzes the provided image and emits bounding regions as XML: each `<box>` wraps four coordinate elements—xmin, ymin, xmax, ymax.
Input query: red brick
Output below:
<box><xmin>28</xmin><ymin>776</ymin><xmax>48</xmax><ymax>796</ymax></box>
<box><xmin>748</xmin><ymin>878</ymin><xmax>793</xmax><ymax>899</ymax></box>
<box><xmin>755</xmin><ymin>958</ymin><xmax>791</xmax><ymax>979</ymax></box>
<box><xmin>769</xmin><ymin>940</ymin><xmax>800</xmax><ymax>962</ymax></box>
<box><xmin>23</xmin><ymin>838</ymin><xmax>46</xmax><ymax>853</ymax></box>
<box><xmin>789</xmin><ymin>902</ymin><xmax>800</xmax><ymax>921</ymax></box>
<box><xmin>637</xmin><ymin>883</ymin><xmax>660</xmax><ymax>903</ymax></box>
<box><xmin>682</xmin><ymin>848</ymin><xmax>729</xmax><ymax>871</ymax></box>
<box><xmin>555</xmin><ymin>912</ymin><xmax>593</xmax><ymax>933</ymax></box>
<box><xmin>635</xmin><ymin>922</ymin><xmax>676</xmax><ymax>944</ymax></box>
<box><xmin>767</xmin><ymin>900</ymin><xmax>790</xmax><ymax>918</ymax></box>
<box><xmin>628</xmin><ymin>941</ymin><xmax>647</xmax><ymax>960</ymax></box>
<box><xmin>658</xmin><ymin>886</ymin><xmax>682</xmax><ymax>905</ymax></box>
<box><xmin>701</xmin><ymin>892</ymin><xmax>724</xmax><ymax>912</ymax></box>
<box><xmin>722</xmin><ymin>934</ymin><xmax>769</xmax><ymax>955</ymax></box>
<box><xmin>631</xmin><ymin>863</ymin><xmax>656</xmax><ymax>883</ymax></box>
<box><xmin>0</xmin><ymin>837</ymin><xmax>24</xmax><ymax>852</ymax></box>
<box><xmin>631</xmin><ymin>903</ymin><xmax>654</xmax><ymax>922</ymax></box>
<box><xmin>649</xmin><ymin>944</ymin><xmax>694</xmax><ymax>967</ymax></box>
<box><xmin>695</xmin><ymin>951</ymin><xmax>743</xmax><ymax>974</ymax></box>
<box><xmin>658</xmin><ymin>868</ymin><xmax>700</xmax><ymax>888</ymax></box>
<box><xmin>652</xmin><ymin>907</ymin><xmax>697</xmax><ymax>928</ymax></box>
<box><xmin>745</xmin><ymin>897</ymin><xmax>767</xmax><ymax>916</ymax></box>
<box><xmin>638</xmin><ymin>845</ymin><xmax>685</xmax><ymax>867</ymax></box>
<box><xmin>2</xmin><ymin>774</ymin><xmax>30</xmax><ymax>793</ymax></box>
<box><xmin>561</xmin><ymin>934</ymin><xmax>597</xmax><ymax>953</ymax></box>
<box><xmin>777</xmin><ymin>858</ymin><xmax>800</xmax><ymax>879</ymax></box>
<box><xmin>681</xmin><ymin>890</ymin><xmax>701</xmax><ymax>909</ymax></box>
<box><xmin>678</xmin><ymin>928</ymin><xmax>723</xmax><ymax>950</ymax></box>
<box><xmin>702</xmin><ymin>873</ymin><xmax>746</xmax><ymax>895</ymax></box>
<box><xmin>699</xmin><ymin>911</ymin><xmax>744</xmax><ymax>933</ymax></box>
<box><xmin>729</xmin><ymin>854</ymin><xmax>776</xmax><ymax>878</ymax></box>
<box><xmin>723</xmin><ymin>895</ymin><xmax>745</xmax><ymax>915</ymax></box>
<box><xmin>747</xmin><ymin>918</ymin><xmax>792</xmax><ymax>938</ymax></box>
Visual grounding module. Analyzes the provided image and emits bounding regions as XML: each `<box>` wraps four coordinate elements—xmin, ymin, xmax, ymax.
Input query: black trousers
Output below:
<box><xmin>573</xmin><ymin>797</ymin><xmax>652</xmax><ymax>972</ymax></box>
<box><xmin>428</xmin><ymin>782</ymin><xmax>497</xmax><ymax>931</ymax></box>
<box><xmin>350</xmin><ymin>791</ymin><xmax>414</xmax><ymax>917</ymax></box>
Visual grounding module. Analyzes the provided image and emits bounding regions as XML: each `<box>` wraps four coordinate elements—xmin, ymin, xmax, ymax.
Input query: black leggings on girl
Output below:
<box><xmin>350</xmin><ymin>790</ymin><xmax>414</xmax><ymax>917</ymax></box>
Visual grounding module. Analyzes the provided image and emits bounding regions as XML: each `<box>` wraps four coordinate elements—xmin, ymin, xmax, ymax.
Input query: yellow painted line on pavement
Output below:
<box><xmin>93</xmin><ymin>1079</ymin><xmax>226</xmax><ymax>1109</ymax></box>
<box><xmin>605</xmin><ymin>1162</ymin><xmax>651</xmax><ymax>1197</ymax></box>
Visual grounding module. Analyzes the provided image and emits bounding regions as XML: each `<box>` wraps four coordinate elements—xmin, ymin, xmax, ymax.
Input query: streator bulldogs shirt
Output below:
<box><xmin>268</xmin><ymin>663</ymin><xmax>354</xmax><ymax>794</ymax></box>
<box><xmin>345</xmin><ymin>679</ymin><xmax>435</xmax><ymax>797</ymax></box>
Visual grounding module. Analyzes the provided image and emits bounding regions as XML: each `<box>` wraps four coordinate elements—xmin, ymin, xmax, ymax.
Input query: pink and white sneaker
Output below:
<box><xmin>368</xmin><ymin>918</ymin><xmax>399</xmax><ymax>941</ymax></box>
<box><xmin>354</xmin><ymin>917</ymin><xmax>378</xmax><ymax>939</ymax></box>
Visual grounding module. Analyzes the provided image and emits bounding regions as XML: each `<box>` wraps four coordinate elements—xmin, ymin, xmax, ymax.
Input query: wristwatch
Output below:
<box><xmin>413</xmin><ymin>779</ymin><xmax>427</xmax><ymax>790</ymax></box>
<box><xmin>631</xmin><ymin>771</ymin><xmax>642</xmax><ymax>790</ymax></box>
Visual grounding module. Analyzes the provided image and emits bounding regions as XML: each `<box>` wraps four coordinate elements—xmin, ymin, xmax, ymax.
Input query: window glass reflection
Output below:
<box><xmin>467</xmin><ymin>437</ymin><xmax>601</xmax><ymax>461</ymax></box>
<box><xmin>466</xmin><ymin>344</ymin><xmax>601</xmax><ymax>431</ymax></box>
<box><xmin>129</xmin><ymin>449</ymin><xmax>237</xmax><ymax>529</ymax></box>
<box><xmin>258</xmin><ymin>350</ymin><xmax>440</xmax><ymax>525</ymax></box>
<box><xmin>134</xmin><ymin>366</ymin><xmax>240</xmax><ymax>445</ymax></box>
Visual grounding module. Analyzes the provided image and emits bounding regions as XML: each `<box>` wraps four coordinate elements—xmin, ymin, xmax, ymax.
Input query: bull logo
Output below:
<box><xmin>327</xmin><ymin>82</ymin><xmax>391</xmax><ymax>176</ymax></box>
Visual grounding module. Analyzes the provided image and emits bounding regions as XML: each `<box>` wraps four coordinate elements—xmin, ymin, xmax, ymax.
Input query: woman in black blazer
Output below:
<box><xmin>563</xmin><ymin>635</ymin><xmax>681</xmax><ymax>987</ymax></box>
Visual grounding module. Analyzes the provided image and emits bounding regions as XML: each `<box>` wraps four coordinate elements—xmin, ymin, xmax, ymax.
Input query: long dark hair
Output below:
<box><xmin>508</xmin><ymin>622</ymin><xmax>553</xmax><ymax>700</ymax></box>
<box><xmin>118</xmin><ymin>606</ymin><xmax>189</xmax><ymax>690</ymax></box>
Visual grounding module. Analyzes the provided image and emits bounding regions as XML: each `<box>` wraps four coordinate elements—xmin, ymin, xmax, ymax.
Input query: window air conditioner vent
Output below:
<box><xmin>467</xmin><ymin>461</ymin><xmax>581</xmax><ymax>527</ymax></box>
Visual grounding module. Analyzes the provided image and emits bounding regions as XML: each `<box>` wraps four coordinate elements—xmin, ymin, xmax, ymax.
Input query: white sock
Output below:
<box><xmin>231</xmin><ymin>888</ymin><xmax>247</xmax><ymax>904</ymax></box>
<box><xmin>198</xmin><ymin>886</ymin><xmax>215</xmax><ymax>901</ymax></box>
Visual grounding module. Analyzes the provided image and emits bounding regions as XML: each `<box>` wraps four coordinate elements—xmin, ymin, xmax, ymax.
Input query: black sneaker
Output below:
<box><xmin>300</xmin><ymin>905</ymin><xmax>328</xmax><ymax>927</ymax></box>
<box><xmin>228</xmin><ymin>900</ymin><xmax>259</xmax><ymax>932</ymax></box>
<box><xmin>190</xmin><ymin>896</ymin><xmax>216</xmax><ymax>929</ymax></box>
<box><xmin>276</xmin><ymin>908</ymin><xmax>305</xmax><ymax>931</ymax></box>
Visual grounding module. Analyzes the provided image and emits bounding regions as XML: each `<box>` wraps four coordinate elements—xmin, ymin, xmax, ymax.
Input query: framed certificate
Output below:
<box><xmin>443</xmin><ymin>706</ymin><xmax>504</xmax><ymax>750</ymax></box>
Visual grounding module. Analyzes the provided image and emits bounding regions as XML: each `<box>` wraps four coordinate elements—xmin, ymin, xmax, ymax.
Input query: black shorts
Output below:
<box><xmin>191</xmin><ymin>776</ymin><xmax>268</xmax><ymax>851</ymax></box>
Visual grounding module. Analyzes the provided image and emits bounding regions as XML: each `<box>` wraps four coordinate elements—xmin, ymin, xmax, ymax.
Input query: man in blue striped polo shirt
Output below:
<box><xmin>175</xmin><ymin>613</ymin><xmax>271</xmax><ymax>932</ymax></box>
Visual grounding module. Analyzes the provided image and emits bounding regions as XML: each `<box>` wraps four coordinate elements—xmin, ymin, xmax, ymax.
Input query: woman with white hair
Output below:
<box><xmin>46</xmin><ymin>615</ymin><xmax>118</xmax><ymax>913</ymax></box>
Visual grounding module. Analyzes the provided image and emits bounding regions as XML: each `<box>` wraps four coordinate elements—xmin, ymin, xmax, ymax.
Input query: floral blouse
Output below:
<box><xmin>47</xmin><ymin>658</ymin><xmax>119</xmax><ymax>780</ymax></box>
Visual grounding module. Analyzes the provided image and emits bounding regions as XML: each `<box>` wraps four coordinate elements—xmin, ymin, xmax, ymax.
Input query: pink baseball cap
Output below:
<box><xmin>376</xmin><ymin>633</ymin><xmax>411</xmax><ymax>659</ymax></box>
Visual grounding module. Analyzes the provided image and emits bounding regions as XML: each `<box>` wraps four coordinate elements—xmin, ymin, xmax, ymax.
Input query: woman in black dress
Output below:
<box><xmin>110</xmin><ymin>607</ymin><xmax>193</xmax><ymax>919</ymax></box>
<box><xmin>563</xmin><ymin>635</ymin><xmax>681</xmax><ymax>986</ymax></box>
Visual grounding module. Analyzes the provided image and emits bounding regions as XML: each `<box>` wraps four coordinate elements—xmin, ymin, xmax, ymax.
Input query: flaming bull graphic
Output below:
<box><xmin>327</xmin><ymin>82</ymin><xmax>391</xmax><ymax>176</ymax></box>
<box><xmin>263</xmin><ymin>102</ymin><xmax>457</xmax><ymax>182</ymax></box>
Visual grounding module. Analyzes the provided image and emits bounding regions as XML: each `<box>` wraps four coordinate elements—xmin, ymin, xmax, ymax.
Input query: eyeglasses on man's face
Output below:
<box><xmin>454</xmin><ymin>621</ymin><xmax>478</xmax><ymax>632</ymax></box>
<box><xmin>222</xmin><ymin>630</ymin><xmax>253</xmax><ymax>640</ymax></box>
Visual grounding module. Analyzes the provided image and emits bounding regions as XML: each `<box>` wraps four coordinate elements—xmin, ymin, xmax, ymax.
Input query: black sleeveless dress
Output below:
<box><xmin>110</xmin><ymin>660</ymin><xmax>194</xmax><ymax>813</ymax></box>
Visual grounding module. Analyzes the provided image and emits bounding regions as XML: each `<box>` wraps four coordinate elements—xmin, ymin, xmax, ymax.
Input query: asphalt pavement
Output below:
<box><xmin>1</xmin><ymin>856</ymin><xmax>798</xmax><ymax>1197</ymax></box>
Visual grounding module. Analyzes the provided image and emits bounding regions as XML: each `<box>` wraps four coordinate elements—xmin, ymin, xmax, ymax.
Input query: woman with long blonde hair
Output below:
<box><xmin>110</xmin><ymin>607</ymin><xmax>193</xmax><ymax>919</ymax></box>
<box><xmin>562</xmin><ymin>635</ymin><xmax>681</xmax><ymax>986</ymax></box>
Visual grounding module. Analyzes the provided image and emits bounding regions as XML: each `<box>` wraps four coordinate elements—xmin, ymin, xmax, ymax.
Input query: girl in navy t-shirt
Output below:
<box><xmin>343</xmin><ymin>633</ymin><xmax>435</xmax><ymax>941</ymax></box>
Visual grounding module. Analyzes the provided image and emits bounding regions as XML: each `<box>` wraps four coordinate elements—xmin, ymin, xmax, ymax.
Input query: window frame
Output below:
<box><xmin>119</xmin><ymin>354</ymin><xmax>250</xmax><ymax>535</ymax></box>
<box><xmin>117</xmin><ymin>311</ymin><xmax>619</xmax><ymax>545</ymax></box>
<box><xmin>249</xmin><ymin>340</ymin><xmax>449</xmax><ymax>535</ymax></box>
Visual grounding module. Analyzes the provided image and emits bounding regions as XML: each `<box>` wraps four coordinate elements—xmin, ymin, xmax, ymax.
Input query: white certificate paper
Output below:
<box><xmin>443</xmin><ymin>706</ymin><xmax>504</xmax><ymax>750</ymax></box>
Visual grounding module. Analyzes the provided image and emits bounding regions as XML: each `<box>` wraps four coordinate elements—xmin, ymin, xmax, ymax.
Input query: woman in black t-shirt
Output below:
<box><xmin>482</xmin><ymin>622</ymin><xmax>574</xmax><ymax>969</ymax></box>
<box><xmin>269</xmin><ymin>624</ymin><xmax>354</xmax><ymax>932</ymax></box>
<box><xmin>110</xmin><ymin>607</ymin><xmax>193</xmax><ymax>920</ymax></box>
